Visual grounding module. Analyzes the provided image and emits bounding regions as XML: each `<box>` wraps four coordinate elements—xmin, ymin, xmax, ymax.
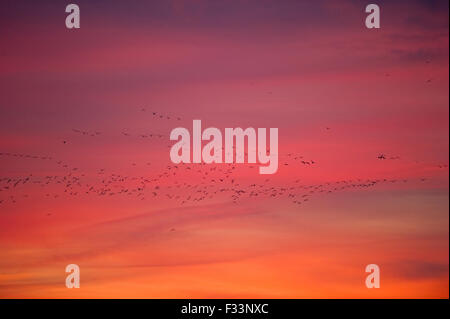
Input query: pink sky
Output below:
<box><xmin>0</xmin><ymin>0</ymin><xmax>448</xmax><ymax>298</ymax></box>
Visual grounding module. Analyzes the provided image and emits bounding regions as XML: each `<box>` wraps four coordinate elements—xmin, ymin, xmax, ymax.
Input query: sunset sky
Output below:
<box><xmin>0</xmin><ymin>0</ymin><xmax>448</xmax><ymax>298</ymax></box>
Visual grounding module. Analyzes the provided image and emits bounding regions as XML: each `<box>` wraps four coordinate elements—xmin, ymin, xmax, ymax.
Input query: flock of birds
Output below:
<box><xmin>1</xmin><ymin>106</ymin><xmax>447</xmax><ymax>209</ymax></box>
<box><xmin>0</xmin><ymin>150</ymin><xmax>320</xmax><ymax>205</ymax></box>
<box><xmin>0</xmin><ymin>153</ymin><xmax>432</xmax><ymax>207</ymax></box>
